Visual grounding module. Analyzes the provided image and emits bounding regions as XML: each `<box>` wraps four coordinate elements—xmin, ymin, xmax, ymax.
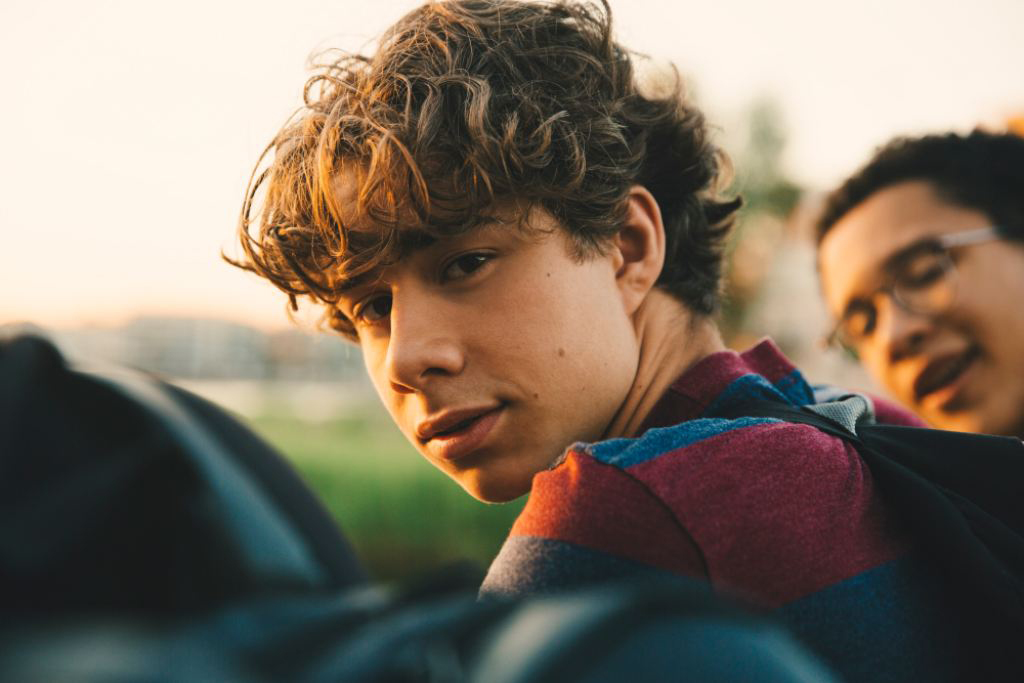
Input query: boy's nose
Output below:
<box><xmin>877</xmin><ymin>296</ymin><xmax>933</xmax><ymax>363</ymax></box>
<box><xmin>384</xmin><ymin>296</ymin><xmax>465</xmax><ymax>394</ymax></box>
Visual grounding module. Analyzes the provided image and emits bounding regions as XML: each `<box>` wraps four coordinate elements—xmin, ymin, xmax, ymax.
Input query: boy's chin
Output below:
<box><xmin>455</xmin><ymin>470</ymin><xmax>532</xmax><ymax>504</ymax></box>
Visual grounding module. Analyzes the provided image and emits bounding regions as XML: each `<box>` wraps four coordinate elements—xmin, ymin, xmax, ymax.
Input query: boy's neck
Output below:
<box><xmin>603</xmin><ymin>289</ymin><xmax>725</xmax><ymax>440</ymax></box>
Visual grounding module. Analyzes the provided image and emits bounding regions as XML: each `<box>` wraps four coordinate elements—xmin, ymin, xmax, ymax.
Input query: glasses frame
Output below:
<box><xmin>824</xmin><ymin>225</ymin><xmax>1003</xmax><ymax>353</ymax></box>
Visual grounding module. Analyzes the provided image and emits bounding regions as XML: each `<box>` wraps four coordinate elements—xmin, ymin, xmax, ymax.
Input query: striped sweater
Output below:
<box><xmin>481</xmin><ymin>339</ymin><xmax>971</xmax><ymax>682</ymax></box>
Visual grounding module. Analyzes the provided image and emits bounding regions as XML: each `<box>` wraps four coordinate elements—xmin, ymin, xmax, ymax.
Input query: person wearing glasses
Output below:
<box><xmin>817</xmin><ymin>130</ymin><xmax>1024</xmax><ymax>437</ymax></box>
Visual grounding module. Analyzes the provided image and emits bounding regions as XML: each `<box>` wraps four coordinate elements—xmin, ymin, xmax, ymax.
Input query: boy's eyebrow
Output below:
<box><xmin>335</xmin><ymin>230</ymin><xmax>440</xmax><ymax>293</ymax></box>
<box><xmin>335</xmin><ymin>272</ymin><xmax>378</xmax><ymax>295</ymax></box>
<box><xmin>400</xmin><ymin>230</ymin><xmax>440</xmax><ymax>253</ymax></box>
<box><xmin>880</xmin><ymin>236</ymin><xmax>941</xmax><ymax>274</ymax></box>
<box><xmin>837</xmin><ymin>236</ymin><xmax>944</xmax><ymax>319</ymax></box>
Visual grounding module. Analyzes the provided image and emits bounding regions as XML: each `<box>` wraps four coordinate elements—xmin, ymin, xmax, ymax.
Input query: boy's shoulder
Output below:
<box><xmin>482</xmin><ymin>341</ymin><xmax>913</xmax><ymax>604</ymax></box>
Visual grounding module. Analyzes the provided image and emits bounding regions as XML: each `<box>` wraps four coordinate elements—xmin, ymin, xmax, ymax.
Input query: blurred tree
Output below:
<box><xmin>1007</xmin><ymin>115</ymin><xmax>1024</xmax><ymax>137</ymax></box>
<box><xmin>720</xmin><ymin>96</ymin><xmax>802</xmax><ymax>346</ymax></box>
<box><xmin>732</xmin><ymin>96</ymin><xmax>801</xmax><ymax>218</ymax></box>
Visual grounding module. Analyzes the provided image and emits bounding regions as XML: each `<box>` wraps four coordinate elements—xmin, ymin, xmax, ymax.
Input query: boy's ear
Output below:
<box><xmin>613</xmin><ymin>185</ymin><xmax>666</xmax><ymax>316</ymax></box>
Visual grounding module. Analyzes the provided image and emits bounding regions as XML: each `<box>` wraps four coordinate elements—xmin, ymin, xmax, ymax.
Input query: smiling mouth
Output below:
<box><xmin>914</xmin><ymin>347</ymin><xmax>980</xmax><ymax>403</ymax></box>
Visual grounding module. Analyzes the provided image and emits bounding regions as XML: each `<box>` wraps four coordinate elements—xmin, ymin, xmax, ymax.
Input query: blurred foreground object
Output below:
<box><xmin>0</xmin><ymin>334</ymin><xmax>366</xmax><ymax>616</ymax></box>
<box><xmin>0</xmin><ymin>334</ymin><xmax>837</xmax><ymax>682</ymax></box>
<box><xmin>1</xmin><ymin>576</ymin><xmax>841</xmax><ymax>682</ymax></box>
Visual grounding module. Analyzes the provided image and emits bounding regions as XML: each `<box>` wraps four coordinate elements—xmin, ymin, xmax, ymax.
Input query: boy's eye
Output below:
<box><xmin>442</xmin><ymin>252</ymin><xmax>492</xmax><ymax>282</ymax></box>
<box><xmin>354</xmin><ymin>295</ymin><xmax>392</xmax><ymax>324</ymax></box>
<box><xmin>838</xmin><ymin>302</ymin><xmax>877</xmax><ymax>344</ymax></box>
<box><xmin>845</xmin><ymin>306</ymin><xmax>876</xmax><ymax>338</ymax></box>
<box><xmin>896</xmin><ymin>249</ymin><xmax>947</xmax><ymax>289</ymax></box>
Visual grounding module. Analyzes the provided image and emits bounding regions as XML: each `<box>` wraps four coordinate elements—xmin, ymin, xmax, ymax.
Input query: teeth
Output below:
<box><xmin>933</xmin><ymin>362</ymin><xmax>959</xmax><ymax>387</ymax></box>
<box><xmin>948</xmin><ymin>356</ymin><xmax>969</xmax><ymax>380</ymax></box>
<box><xmin>922</xmin><ymin>353</ymin><xmax>972</xmax><ymax>396</ymax></box>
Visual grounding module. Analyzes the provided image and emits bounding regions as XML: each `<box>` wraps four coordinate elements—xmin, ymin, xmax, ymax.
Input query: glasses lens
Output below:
<box><xmin>893</xmin><ymin>249</ymin><xmax>956</xmax><ymax>313</ymax></box>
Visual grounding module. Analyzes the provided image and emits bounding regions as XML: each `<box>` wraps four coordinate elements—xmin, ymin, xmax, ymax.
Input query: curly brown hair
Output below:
<box><xmin>231</xmin><ymin>0</ymin><xmax>739</xmax><ymax>338</ymax></box>
<box><xmin>816</xmin><ymin>129</ymin><xmax>1024</xmax><ymax>246</ymax></box>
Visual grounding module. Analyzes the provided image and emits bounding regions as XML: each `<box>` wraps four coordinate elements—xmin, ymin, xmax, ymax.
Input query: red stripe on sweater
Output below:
<box><xmin>513</xmin><ymin>451</ymin><xmax>708</xmax><ymax>579</ymax></box>
<box><xmin>628</xmin><ymin>421</ymin><xmax>909</xmax><ymax>607</ymax></box>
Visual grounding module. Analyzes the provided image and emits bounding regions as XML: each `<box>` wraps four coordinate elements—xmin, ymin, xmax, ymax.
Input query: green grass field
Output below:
<box><xmin>247</xmin><ymin>405</ymin><xmax>525</xmax><ymax>584</ymax></box>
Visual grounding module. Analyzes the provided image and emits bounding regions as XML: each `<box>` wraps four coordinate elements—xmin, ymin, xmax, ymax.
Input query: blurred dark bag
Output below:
<box><xmin>1</xmin><ymin>573</ymin><xmax>840</xmax><ymax>683</ymax></box>
<box><xmin>0</xmin><ymin>333</ymin><xmax>366</xmax><ymax>616</ymax></box>
<box><xmin>719</xmin><ymin>398</ymin><xmax>1024</xmax><ymax>680</ymax></box>
<box><xmin>0</xmin><ymin>334</ymin><xmax>840</xmax><ymax>682</ymax></box>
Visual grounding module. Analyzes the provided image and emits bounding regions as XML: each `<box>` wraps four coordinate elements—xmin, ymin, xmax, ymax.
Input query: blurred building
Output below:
<box><xmin>1</xmin><ymin>316</ymin><xmax>364</xmax><ymax>384</ymax></box>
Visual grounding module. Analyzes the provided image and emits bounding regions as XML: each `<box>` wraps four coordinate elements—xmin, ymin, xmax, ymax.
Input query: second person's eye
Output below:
<box><xmin>842</xmin><ymin>305</ymin><xmax>877</xmax><ymax>341</ymax></box>
<box><xmin>899</xmin><ymin>251</ymin><xmax>949</xmax><ymax>289</ymax></box>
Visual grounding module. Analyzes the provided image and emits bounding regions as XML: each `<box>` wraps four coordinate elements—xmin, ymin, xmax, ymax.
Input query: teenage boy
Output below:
<box><xmin>816</xmin><ymin>131</ymin><xmax>1024</xmax><ymax>438</ymax></box>
<box><xmin>233</xmin><ymin>2</ymin><xmax>972</xmax><ymax>680</ymax></box>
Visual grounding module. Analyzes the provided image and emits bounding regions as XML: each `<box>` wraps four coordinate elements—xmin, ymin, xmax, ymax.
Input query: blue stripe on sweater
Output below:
<box><xmin>703</xmin><ymin>370</ymin><xmax>814</xmax><ymax>418</ymax></box>
<box><xmin>574</xmin><ymin>370</ymin><xmax>814</xmax><ymax>469</ymax></box>
<box><xmin>775</xmin><ymin>369</ymin><xmax>816</xmax><ymax>405</ymax></box>
<box><xmin>775</xmin><ymin>557</ymin><xmax>968</xmax><ymax>683</ymax></box>
<box><xmin>582</xmin><ymin>417</ymin><xmax>782</xmax><ymax>468</ymax></box>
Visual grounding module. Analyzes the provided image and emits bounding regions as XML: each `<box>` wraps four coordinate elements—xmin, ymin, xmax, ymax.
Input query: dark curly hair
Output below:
<box><xmin>816</xmin><ymin>129</ymin><xmax>1024</xmax><ymax>245</ymax></box>
<box><xmin>231</xmin><ymin>0</ymin><xmax>740</xmax><ymax>338</ymax></box>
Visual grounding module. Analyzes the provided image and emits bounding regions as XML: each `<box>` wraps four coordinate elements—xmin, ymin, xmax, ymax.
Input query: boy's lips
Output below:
<box><xmin>913</xmin><ymin>346</ymin><xmax>980</xmax><ymax>407</ymax></box>
<box><xmin>416</xmin><ymin>405</ymin><xmax>505</xmax><ymax>461</ymax></box>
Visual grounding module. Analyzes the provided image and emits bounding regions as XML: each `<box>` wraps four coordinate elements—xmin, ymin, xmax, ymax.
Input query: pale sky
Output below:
<box><xmin>2</xmin><ymin>0</ymin><xmax>1021</xmax><ymax>330</ymax></box>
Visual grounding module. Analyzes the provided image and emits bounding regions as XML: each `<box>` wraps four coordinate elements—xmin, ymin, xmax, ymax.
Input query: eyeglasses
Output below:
<box><xmin>825</xmin><ymin>226</ymin><xmax>1002</xmax><ymax>353</ymax></box>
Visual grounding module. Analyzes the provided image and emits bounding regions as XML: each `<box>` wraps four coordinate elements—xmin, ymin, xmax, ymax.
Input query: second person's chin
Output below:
<box><xmin>928</xmin><ymin>407</ymin><xmax>990</xmax><ymax>436</ymax></box>
<box><xmin>976</xmin><ymin>408</ymin><xmax>1024</xmax><ymax>439</ymax></box>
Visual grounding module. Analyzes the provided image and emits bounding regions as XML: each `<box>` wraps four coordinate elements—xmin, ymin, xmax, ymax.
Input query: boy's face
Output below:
<box><xmin>819</xmin><ymin>180</ymin><xmax>1024</xmax><ymax>437</ymax></box>
<box><xmin>337</xmin><ymin>205</ymin><xmax>640</xmax><ymax>502</ymax></box>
